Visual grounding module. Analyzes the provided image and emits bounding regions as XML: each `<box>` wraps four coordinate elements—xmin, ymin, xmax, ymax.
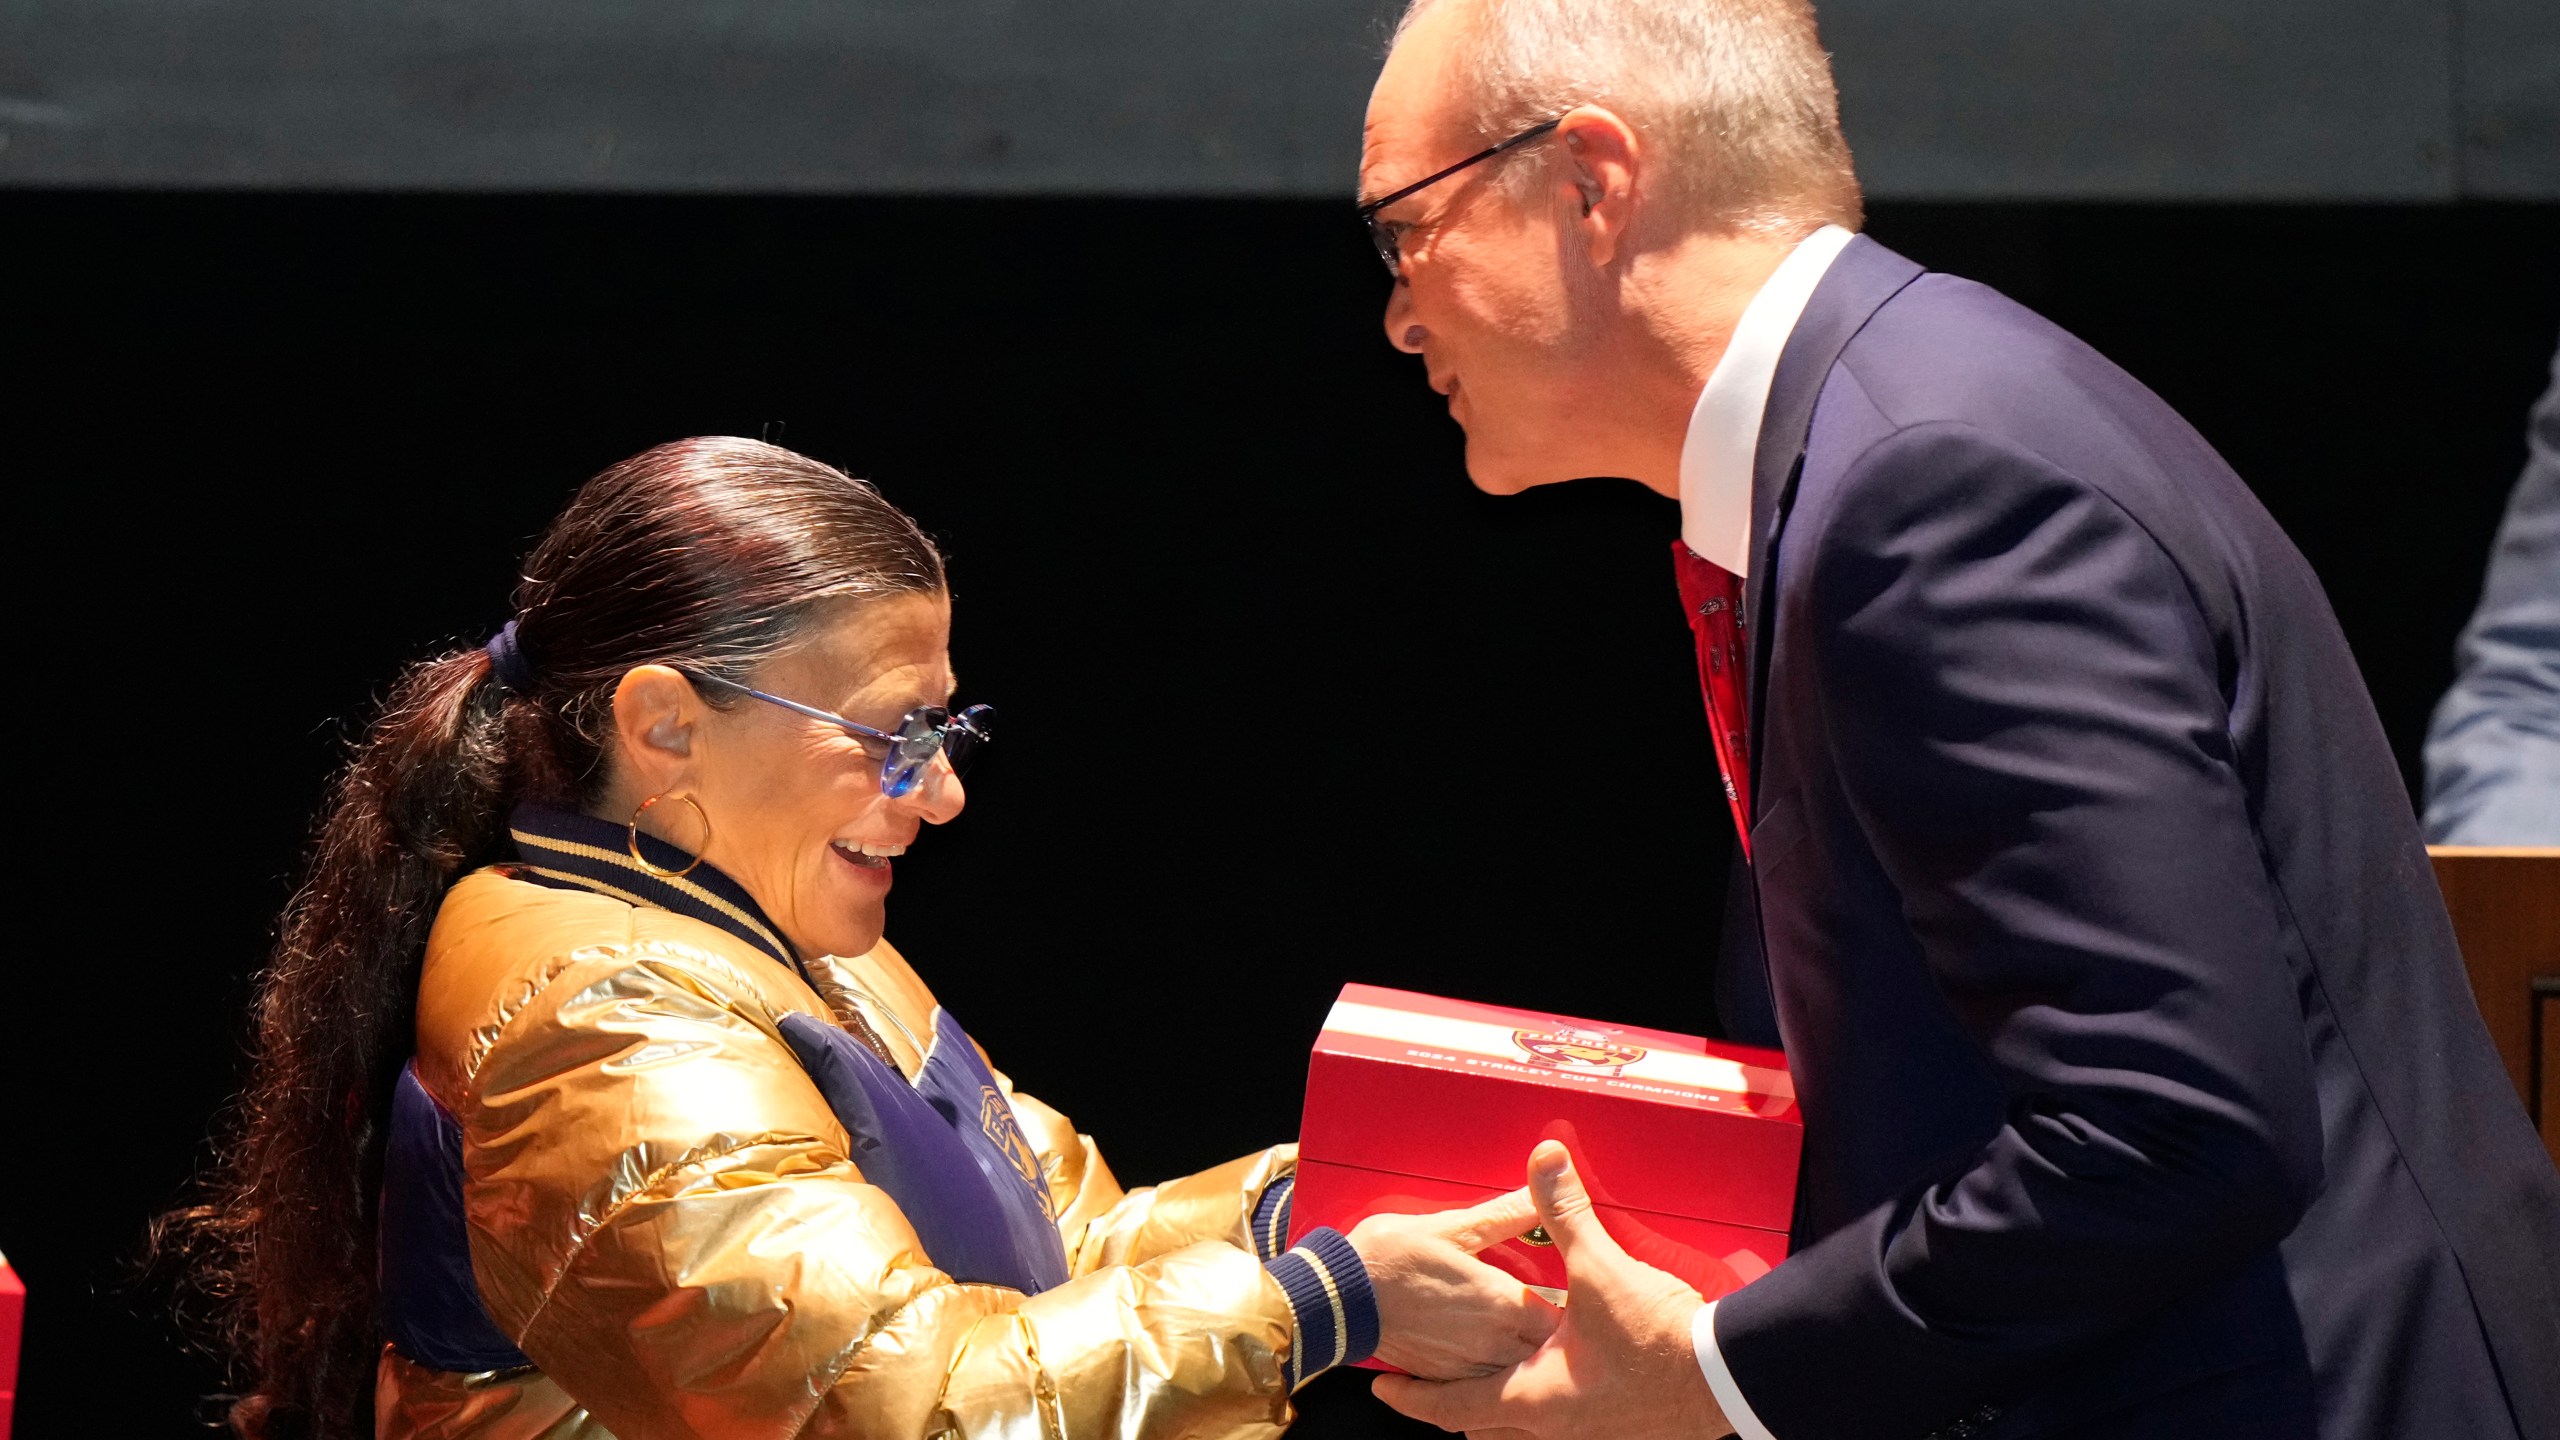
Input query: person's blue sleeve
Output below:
<box><xmin>2424</xmin><ymin>341</ymin><xmax>2560</xmax><ymax>844</ymax></box>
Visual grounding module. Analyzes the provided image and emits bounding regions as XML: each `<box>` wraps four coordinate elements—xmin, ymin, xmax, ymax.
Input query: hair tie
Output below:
<box><xmin>485</xmin><ymin>620</ymin><xmax>537</xmax><ymax>694</ymax></box>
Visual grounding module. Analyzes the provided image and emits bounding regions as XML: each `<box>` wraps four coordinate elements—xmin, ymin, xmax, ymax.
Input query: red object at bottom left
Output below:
<box><xmin>0</xmin><ymin>1250</ymin><xmax>22</xmax><ymax>1440</ymax></box>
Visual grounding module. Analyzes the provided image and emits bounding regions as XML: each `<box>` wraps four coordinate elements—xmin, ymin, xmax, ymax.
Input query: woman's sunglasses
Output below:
<box><xmin>685</xmin><ymin>672</ymin><xmax>994</xmax><ymax>799</ymax></box>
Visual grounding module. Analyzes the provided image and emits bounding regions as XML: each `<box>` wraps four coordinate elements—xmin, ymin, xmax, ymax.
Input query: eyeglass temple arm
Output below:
<box><xmin>1357</xmin><ymin>117</ymin><xmax>1564</xmax><ymax>218</ymax></box>
<box><xmin>685</xmin><ymin>671</ymin><xmax>901</xmax><ymax>744</ymax></box>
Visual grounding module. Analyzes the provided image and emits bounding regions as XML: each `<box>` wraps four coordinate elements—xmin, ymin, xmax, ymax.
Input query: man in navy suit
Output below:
<box><xmin>1357</xmin><ymin>1</ymin><xmax>2560</xmax><ymax>1436</ymax></box>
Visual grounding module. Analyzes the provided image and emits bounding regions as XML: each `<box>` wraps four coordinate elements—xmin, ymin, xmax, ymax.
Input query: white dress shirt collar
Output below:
<box><xmin>1677</xmin><ymin>224</ymin><xmax>1857</xmax><ymax>576</ymax></box>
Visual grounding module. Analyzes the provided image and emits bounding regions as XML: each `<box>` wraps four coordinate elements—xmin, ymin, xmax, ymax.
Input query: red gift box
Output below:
<box><xmin>1291</xmin><ymin>984</ymin><xmax>1798</xmax><ymax>1322</ymax></box>
<box><xmin>1</xmin><ymin>1250</ymin><xmax>22</xmax><ymax>1440</ymax></box>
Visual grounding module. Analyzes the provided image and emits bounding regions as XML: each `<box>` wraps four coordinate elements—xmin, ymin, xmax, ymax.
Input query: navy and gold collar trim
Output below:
<box><xmin>506</xmin><ymin>803</ymin><xmax>801</xmax><ymax>976</ymax></box>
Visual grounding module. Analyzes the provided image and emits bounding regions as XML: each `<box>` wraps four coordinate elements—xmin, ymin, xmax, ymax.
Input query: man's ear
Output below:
<box><xmin>610</xmin><ymin>664</ymin><xmax>701</xmax><ymax>795</ymax></box>
<box><xmin>1556</xmin><ymin>104</ymin><xmax>1642</xmax><ymax>268</ymax></box>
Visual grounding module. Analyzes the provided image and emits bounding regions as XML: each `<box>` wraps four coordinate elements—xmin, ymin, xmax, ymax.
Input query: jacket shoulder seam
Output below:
<box><xmin>453</xmin><ymin>930</ymin><xmax>798</xmax><ymax>1095</ymax></box>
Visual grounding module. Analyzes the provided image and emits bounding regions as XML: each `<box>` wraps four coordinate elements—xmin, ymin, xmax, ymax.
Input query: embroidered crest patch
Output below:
<box><xmin>980</xmin><ymin>1085</ymin><xmax>1048</xmax><ymax>1210</ymax></box>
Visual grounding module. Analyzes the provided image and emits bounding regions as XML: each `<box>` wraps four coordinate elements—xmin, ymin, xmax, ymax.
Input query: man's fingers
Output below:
<box><xmin>1373</xmin><ymin>1371</ymin><xmax>1514</xmax><ymax>1434</ymax></box>
<box><xmin>1516</xmin><ymin>1290</ymin><xmax>1564</xmax><ymax>1348</ymax></box>
<box><xmin>1441</xmin><ymin>1184</ymin><xmax>1541</xmax><ymax>1251</ymax></box>
<box><xmin>1527</xmin><ymin>1140</ymin><xmax>1626</xmax><ymax>1266</ymax></box>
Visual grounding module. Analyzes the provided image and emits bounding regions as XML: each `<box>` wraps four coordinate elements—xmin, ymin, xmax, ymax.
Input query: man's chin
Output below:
<box><xmin>1462</xmin><ymin>438</ymin><xmax>1584</xmax><ymax>496</ymax></box>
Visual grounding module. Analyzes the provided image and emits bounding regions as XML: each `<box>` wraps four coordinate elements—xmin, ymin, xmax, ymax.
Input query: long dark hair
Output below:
<box><xmin>160</xmin><ymin>437</ymin><xmax>945</xmax><ymax>1439</ymax></box>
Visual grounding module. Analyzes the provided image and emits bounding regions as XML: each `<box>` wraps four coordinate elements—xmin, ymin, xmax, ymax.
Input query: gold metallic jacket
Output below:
<box><xmin>379</xmin><ymin>866</ymin><xmax>1303</xmax><ymax>1440</ymax></box>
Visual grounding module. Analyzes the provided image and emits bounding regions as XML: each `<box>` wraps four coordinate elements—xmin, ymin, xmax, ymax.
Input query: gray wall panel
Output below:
<box><xmin>1820</xmin><ymin>0</ymin><xmax>2458</xmax><ymax>198</ymax></box>
<box><xmin>0</xmin><ymin>0</ymin><xmax>1395</xmax><ymax>193</ymax></box>
<box><xmin>0</xmin><ymin>0</ymin><xmax>2550</xmax><ymax>197</ymax></box>
<box><xmin>2458</xmin><ymin>0</ymin><xmax>2560</xmax><ymax>195</ymax></box>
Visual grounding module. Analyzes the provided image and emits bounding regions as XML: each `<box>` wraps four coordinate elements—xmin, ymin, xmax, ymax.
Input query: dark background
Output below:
<box><xmin>3</xmin><ymin>192</ymin><xmax>2555</xmax><ymax>1436</ymax></box>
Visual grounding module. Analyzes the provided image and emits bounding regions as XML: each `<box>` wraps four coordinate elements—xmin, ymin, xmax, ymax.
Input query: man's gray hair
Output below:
<box><xmin>1397</xmin><ymin>0</ymin><xmax>1862</xmax><ymax>234</ymax></box>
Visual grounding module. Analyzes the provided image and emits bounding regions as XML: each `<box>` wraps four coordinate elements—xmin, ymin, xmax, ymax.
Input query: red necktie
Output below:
<box><xmin>1673</xmin><ymin>542</ymin><xmax>1754</xmax><ymax>860</ymax></box>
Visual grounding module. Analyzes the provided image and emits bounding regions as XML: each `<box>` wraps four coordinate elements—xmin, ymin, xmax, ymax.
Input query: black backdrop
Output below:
<box><xmin>3</xmin><ymin>193</ymin><xmax>2554</xmax><ymax>1437</ymax></box>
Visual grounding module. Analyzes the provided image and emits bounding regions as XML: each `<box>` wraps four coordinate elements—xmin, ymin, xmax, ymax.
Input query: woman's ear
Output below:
<box><xmin>610</xmin><ymin>665</ymin><xmax>702</xmax><ymax>795</ymax></box>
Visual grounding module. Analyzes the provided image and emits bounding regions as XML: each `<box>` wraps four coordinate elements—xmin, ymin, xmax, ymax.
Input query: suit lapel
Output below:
<box><xmin>1742</xmin><ymin>236</ymin><xmax>1926</xmax><ymax>806</ymax></box>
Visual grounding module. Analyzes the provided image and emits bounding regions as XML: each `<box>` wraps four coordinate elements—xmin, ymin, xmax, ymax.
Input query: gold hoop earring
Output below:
<box><xmin>628</xmin><ymin>792</ymin><xmax>710</xmax><ymax>878</ymax></box>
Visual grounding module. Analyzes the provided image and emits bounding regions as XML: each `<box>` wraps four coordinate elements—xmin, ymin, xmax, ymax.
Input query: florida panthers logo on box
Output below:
<box><xmin>1512</xmin><ymin>1025</ymin><xmax>1648</xmax><ymax>1075</ymax></box>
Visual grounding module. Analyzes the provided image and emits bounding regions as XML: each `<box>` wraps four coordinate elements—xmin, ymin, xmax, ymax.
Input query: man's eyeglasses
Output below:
<box><xmin>1358</xmin><ymin>117</ymin><xmax>1564</xmax><ymax>279</ymax></box>
<box><xmin>687</xmin><ymin>672</ymin><xmax>994</xmax><ymax>799</ymax></box>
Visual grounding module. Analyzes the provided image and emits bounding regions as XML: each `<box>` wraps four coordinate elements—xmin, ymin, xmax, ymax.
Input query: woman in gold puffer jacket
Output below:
<box><xmin>171</xmin><ymin>439</ymin><xmax>1550</xmax><ymax>1440</ymax></box>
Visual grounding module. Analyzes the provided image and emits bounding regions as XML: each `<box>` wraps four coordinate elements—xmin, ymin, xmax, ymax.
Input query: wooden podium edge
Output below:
<box><xmin>2426</xmin><ymin>847</ymin><xmax>2560</xmax><ymax>1168</ymax></box>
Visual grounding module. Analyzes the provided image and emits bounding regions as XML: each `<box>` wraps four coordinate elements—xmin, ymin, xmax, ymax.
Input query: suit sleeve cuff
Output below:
<box><xmin>1266</xmin><ymin>1225</ymin><xmax>1378</xmax><ymax>1388</ymax></box>
<box><xmin>1694</xmin><ymin>1299</ymin><xmax>1780</xmax><ymax>1440</ymax></box>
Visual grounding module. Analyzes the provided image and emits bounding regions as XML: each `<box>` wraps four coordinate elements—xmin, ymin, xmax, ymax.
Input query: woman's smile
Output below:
<box><xmin>831</xmin><ymin>837</ymin><xmax>906</xmax><ymax>874</ymax></box>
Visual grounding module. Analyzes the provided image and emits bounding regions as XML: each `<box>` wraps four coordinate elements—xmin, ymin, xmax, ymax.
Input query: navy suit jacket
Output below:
<box><xmin>1710</xmin><ymin>237</ymin><xmax>2560</xmax><ymax>1440</ymax></box>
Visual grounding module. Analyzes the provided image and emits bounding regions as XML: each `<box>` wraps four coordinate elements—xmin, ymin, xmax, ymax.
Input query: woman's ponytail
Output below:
<box><xmin>171</xmin><ymin>646</ymin><xmax>520</xmax><ymax>1439</ymax></box>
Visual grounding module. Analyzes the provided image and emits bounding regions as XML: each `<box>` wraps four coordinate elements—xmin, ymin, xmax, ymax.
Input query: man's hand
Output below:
<box><xmin>1347</xmin><ymin>1189</ymin><xmax>1561</xmax><ymax>1379</ymax></box>
<box><xmin>1372</xmin><ymin>1141</ymin><xmax>1735</xmax><ymax>1439</ymax></box>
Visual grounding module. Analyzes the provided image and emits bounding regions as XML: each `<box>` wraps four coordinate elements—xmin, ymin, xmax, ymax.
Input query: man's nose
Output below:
<box><xmin>1384</xmin><ymin>283</ymin><xmax>1426</xmax><ymax>355</ymax></box>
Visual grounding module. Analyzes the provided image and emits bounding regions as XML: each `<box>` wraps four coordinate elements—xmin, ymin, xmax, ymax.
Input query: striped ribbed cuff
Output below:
<box><xmin>1250</xmin><ymin>1173</ymin><xmax>1296</xmax><ymax>1261</ymax></box>
<box><xmin>1266</xmin><ymin>1225</ymin><xmax>1378</xmax><ymax>1388</ymax></box>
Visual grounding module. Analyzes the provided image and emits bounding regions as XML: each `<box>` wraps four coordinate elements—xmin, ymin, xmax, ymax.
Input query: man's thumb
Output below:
<box><xmin>1527</xmin><ymin>1140</ymin><xmax>1624</xmax><ymax>1265</ymax></box>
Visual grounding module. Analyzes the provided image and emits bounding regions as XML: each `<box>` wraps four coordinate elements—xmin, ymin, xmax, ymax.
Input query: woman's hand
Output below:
<box><xmin>1348</xmin><ymin>1190</ymin><xmax>1562</xmax><ymax>1380</ymax></box>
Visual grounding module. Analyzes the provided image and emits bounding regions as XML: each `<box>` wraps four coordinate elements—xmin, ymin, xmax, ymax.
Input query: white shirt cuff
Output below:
<box><xmin>1692</xmin><ymin>1299</ymin><xmax>1780</xmax><ymax>1440</ymax></box>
